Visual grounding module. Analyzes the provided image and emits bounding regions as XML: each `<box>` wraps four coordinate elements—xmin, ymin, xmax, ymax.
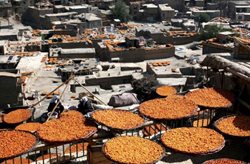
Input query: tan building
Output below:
<box><xmin>159</xmin><ymin>4</ymin><xmax>175</xmax><ymax>21</ymax></box>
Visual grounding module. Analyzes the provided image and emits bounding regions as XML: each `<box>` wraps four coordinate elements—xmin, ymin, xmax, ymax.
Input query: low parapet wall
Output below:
<box><xmin>108</xmin><ymin>45</ymin><xmax>175</xmax><ymax>62</ymax></box>
<box><xmin>203</xmin><ymin>42</ymin><xmax>233</xmax><ymax>54</ymax></box>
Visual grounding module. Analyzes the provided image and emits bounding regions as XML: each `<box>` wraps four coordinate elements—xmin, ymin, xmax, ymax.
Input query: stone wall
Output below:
<box><xmin>108</xmin><ymin>45</ymin><xmax>175</xmax><ymax>62</ymax></box>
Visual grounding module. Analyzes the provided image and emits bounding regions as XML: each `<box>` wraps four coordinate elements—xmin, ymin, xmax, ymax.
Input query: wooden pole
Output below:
<box><xmin>46</xmin><ymin>76</ymin><xmax>72</xmax><ymax>122</ymax></box>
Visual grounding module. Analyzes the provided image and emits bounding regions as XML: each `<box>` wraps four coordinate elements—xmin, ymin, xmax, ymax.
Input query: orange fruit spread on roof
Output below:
<box><xmin>92</xmin><ymin>109</ymin><xmax>144</xmax><ymax>130</ymax></box>
<box><xmin>3</xmin><ymin>109</ymin><xmax>31</xmax><ymax>124</ymax></box>
<box><xmin>37</xmin><ymin>110</ymin><xmax>97</xmax><ymax>142</ymax></box>
<box><xmin>103</xmin><ymin>136</ymin><xmax>164</xmax><ymax>164</ymax></box>
<box><xmin>156</xmin><ymin>85</ymin><xmax>177</xmax><ymax>97</ymax></box>
<box><xmin>0</xmin><ymin>130</ymin><xmax>37</xmax><ymax>159</ymax></box>
<box><xmin>15</xmin><ymin>122</ymin><xmax>41</xmax><ymax>133</ymax></box>
<box><xmin>203</xmin><ymin>158</ymin><xmax>246</xmax><ymax>164</ymax></box>
<box><xmin>185</xmin><ymin>88</ymin><xmax>234</xmax><ymax>108</ymax></box>
<box><xmin>161</xmin><ymin>127</ymin><xmax>225</xmax><ymax>155</ymax></box>
<box><xmin>215</xmin><ymin>115</ymin><xmax>250</xmax><ymax>137</ymax></box>
<box><xmin>139</xmin><ymin>97</ymin><xmax>198</xmax><ymax>120</ymax></box>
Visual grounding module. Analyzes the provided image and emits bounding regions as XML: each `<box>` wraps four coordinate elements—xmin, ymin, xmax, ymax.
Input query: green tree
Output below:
<box><xmin>112</xmin><ymin>0</ymin><xmax>131</xmax><ymax>22</ymax></box>
<box><xmin>200</xmin><ymin>25</ymin><xmax>224</xmax><ymax>40</ymax></box>
<box><xmin>199</xmin><ymin>13</ymin><xmax>211</xmax><ymax>23</ymax></box>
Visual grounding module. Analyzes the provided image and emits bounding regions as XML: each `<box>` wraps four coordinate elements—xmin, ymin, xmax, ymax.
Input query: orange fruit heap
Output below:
<box><xmin>139</xmin><ymin>97</ymin><xmax>198</xmax><ymax>120</ymax></box>
<box><xmin>92</xmin><ymin>109</ymin><xmax>144</xmax><ymax>130</ymax></box>
<box><xmin>215</xmin><ymin>115</ymin><xmax>250</xmax><ymax>137</ymax></box>
<box><xmin>161</xmin><ymin>127</ymin><xmax>225</xmax><ymax>155</ymax></box>
<box><xmin>103</xmin><ymin>136</ymin><xmax>164</xmax><ymax>164</ymax></box>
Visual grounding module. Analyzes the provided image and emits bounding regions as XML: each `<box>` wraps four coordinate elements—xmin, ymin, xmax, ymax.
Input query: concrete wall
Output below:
<box><xmin>50</xmin><ymin>30</ymin><xmax>78</xmax><ymax>36</ymax></box>
<box><xmin>0</xmin><ymin>75</ymin><xmax>22</xmax><ymax>106</ymax></box>
<box><xmin>136</xmin><ymin>31</ymin><xmax>167</xmax><ymax>44</ymax></box>
<box><xmin>136</xmin><ymin>31</ymin><xmax>197</xmax><ymax>45</ymax></box>
<box><xmin>43</xmin><ymin>40</ymin><xmax>93</xmax><ymax>52</ymax></box>
<box><xmin>49</xmin><ymin>42</ymin><xmax>93</xmax><ymax>49</ymax></box>
<box><xmin>68</xmin><ymin>8</ymin><xmax>89</xmax><ymax>14</ymax></box>
<box><xmin>58</xmin><ymin>51</ymin><xmax>96</xmax><ymax>58</ymax></box>
<box><xmin>87</xmin><ymin>20</ymin><xmax>102</xmax><ymax>29</ymax></box>
<box><xmin>109</xmin><ymin>45</ymin><xmax>175</xmax><ymax>62</ymax></box>
<box><xmin>203</xmin><ymin>42</ymin><xmax>233</xmax><ymax>54</ymax></box>
<box><xmin>166</xmin><ymin>35</ymin><xmax>198</xmax><ymax>45</ymax></box>
<box><xmin>96</xmin><ymin>47</ymin><xmax>109</xmax><ymax>61</ymax></box>
<box><xmin>85</xmin><ymin>75</ymin><xmax>133</xmax><ymax>89</ymax></box>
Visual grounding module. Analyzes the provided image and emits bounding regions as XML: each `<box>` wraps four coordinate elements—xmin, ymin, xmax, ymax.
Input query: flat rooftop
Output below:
<box><xmin>159</xmin><ymin>4</ymin><xmax>175</xmax><ymax>11</ymax></box>
<box><xmin>61</xmin><ymin>48</ymin><xmax>96</xmax><ymax>55</ymax></box>
<box><xmin>45</xmin><ymin>12</ymin><xmax>77</xmax><ymax>17</ymax></box>
<box><xmin>77</xmin><ymin>13</ymin><xmax>101</xmax><ymax>21</ymax></box>
<box><xmin>142</xmin><ymin>3</ymin><xmax>158</xmax><ymax>8</ymax></box>
<box><xmin>67</xmin><ymin>5</ymin><xmax>89</xmax><ymax>10</ymax></box>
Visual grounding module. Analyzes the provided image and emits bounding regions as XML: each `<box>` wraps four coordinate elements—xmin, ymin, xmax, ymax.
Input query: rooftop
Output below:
<box><xmin>67</xmin><ymin>5</ymin><xmax>89</xmax><ymax>10</ymax></box>
<box><xmin>142</xmin><ymin>3</ymin><xmax>158</xmax><ymax>9</ymax></box>
<box><xmin>61</xmin><ymin>48</ymin><xmax>96</xmax><ymax>55</ymax></box>
<box><xmin>159</xmin><ymin>4</ymin><xmax>175</xmax><ymax>11</ymax></box>
<box><xmin>45</xmin><ymin>12</ymin><xmax>77</xmax><ymax>17</ymax></box>
<box><xmin>76</xmin><ymin>13</ymin><xmax>101</xmax><ymax>21</ymax></box>
<box><xmin>235</xmin><ymin>5</ymin><xmax>250</xmax><ymax>8</ymax></box>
